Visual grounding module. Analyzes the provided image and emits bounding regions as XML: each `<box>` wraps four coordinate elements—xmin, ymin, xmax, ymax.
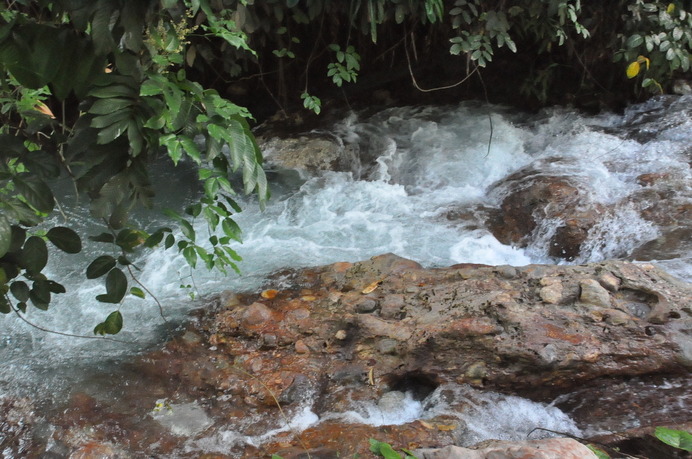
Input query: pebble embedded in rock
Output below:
<box><xmin>355</xmin><ymin>298</ymin><xmax>378</xmax><ymax>313</ymax></box>
<box><xmin>242</xmin><ymin>302</ymin><xmax>273</xmax><ymax>325</ymax></box>
<box><xmin>540</xmin><ymin>281</ymin><xmax>564</xmax><ymax>304</ymax></box>
<box><xmin>579</xmin><ymin>279</ymin><xmax>612</xmax><ymax>307</ymax></box>
<box><xmin>295</xmin><ymin>340</ymin><xmax>310</xmax><ymax>354</ymax></box>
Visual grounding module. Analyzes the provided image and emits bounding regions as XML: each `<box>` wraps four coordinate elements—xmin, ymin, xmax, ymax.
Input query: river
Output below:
<box><xmin>1</xmin><ymin>95</ymin><xmax>690</xmax><ymax>455</ymax></box>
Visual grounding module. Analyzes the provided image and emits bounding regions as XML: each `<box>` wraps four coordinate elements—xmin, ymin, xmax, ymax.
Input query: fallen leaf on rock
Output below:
<box><xmin>419</xmin><ymin>420</ymin><xmax>434</xmax><ymax>430</ymax></box>
<box><xmin>261</xmin><ymin>289</ymin><xmax>278</xmax><ymax>299</ymax></box>
<box><xmin>367</xmin><ymin>367</ymin><xmax>375</xmax><ymax>385</ymax></box>
<box><xmin>362</xmin><ymin>280</ymin><xmax>382</xmax><ymax>294</ymax></box>
<box><xmin>437</xmin><ymin>424</ymin><xmax>457</xmax><ymax>431</ymax></box>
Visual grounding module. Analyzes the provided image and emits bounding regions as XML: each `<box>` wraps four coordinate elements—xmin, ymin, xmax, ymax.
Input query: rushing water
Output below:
<box><xmin>1</xmin><ymin>96</ymin><xmax>690</xmax><ymax>449</ymax></box>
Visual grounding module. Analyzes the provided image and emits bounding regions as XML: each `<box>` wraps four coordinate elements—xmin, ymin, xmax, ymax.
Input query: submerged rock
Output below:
<box><xmin>485</xmin><ymin>172</ymin><xmax>605</xmax><ymax>261</ymax></box>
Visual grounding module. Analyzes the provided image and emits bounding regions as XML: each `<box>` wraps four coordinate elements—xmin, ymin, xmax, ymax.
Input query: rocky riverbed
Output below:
<box><xmin>3</xmin><ymin>254</ymin><xmax>689</xmax><ymax>458</ymax></box>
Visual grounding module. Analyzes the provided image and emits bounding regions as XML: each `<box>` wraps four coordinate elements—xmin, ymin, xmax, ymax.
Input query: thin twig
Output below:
<box><xmin>475</xmin><ymin>68</ymin><xmax>494</xmax><ymax>158</ymax></box>
<box><xmin>257</xmin><ymin>59</ymin><xmax>287</xmax><ymax>117</ymax></box>
<box><xmin>9</xmin><ymin>297</ymin><xmax>136</xmax><ymax>344</ymax></box>
<box><xmin>126</xmin><ymin>264</ymin><xmax>170</xmax><ymax>327</ymax></box>
<box><xmin>404</xmin><ymin>33</ymin><xmax>478</xmax><ymax>92</ymax></box>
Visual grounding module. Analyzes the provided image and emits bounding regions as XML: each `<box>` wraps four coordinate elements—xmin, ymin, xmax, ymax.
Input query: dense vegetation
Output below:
<box><xmin>0</xmin><ymin>0</ymin><xmax>690</xmax><ymax>335</ymax></box>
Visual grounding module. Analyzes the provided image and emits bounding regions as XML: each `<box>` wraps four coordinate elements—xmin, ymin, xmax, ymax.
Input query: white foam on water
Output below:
<box><xmin>321</xmin><ymin>391</ymin><xmax>424</xmax><ymax>427</ymax></box>
<box><xmin>189</xmin><ymin>384</ymin><xmax>581</xmax><ymax>456</ymax></box>
<box><xmin>419</xmin><ymin>384</ymin><xmax>582</xmax><ymax>446</ymax></box>
<box><xmin>186</xmin><ymin>404</ymin><xmax>320</xmax><ymax>454</ymax></box>
<box><xmin>450</xmin><ymin>231</ymin><xmax>532</xmax><ymax>266</ymax></box>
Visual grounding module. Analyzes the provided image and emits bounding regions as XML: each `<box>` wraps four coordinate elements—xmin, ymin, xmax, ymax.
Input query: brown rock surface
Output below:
<box><xmin>7</xmin><ymin>254</ymin><xmax>690</xmax><ymax>458</ymax></box>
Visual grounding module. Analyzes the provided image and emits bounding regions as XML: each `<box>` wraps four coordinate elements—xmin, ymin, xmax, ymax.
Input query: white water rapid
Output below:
<box><xmin>1</xmin><ymin>95</ymin><xmax>690</xmax><ymax>451</ymax></box>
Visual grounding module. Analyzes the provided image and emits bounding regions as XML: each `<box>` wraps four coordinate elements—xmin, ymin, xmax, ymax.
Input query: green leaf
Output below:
<box><xmin>586</xmin><ymin>444</ymin><xmax>610</xmax><ymax>459</ymax></box>
<box><xmin>0</xmin><ymin>215</ymin><xmax>10</xmax><ymax>258</ymax></box>
<box><xmin>86</xmin><ymin>255</ymin><xmax>117</xmax><ymax>279</ymax></box>
<box><xmin>369</xmin><ymin>438</ymin><xmax>404</xmax><ymax>459</ymax></box>
<box><xmin>180</xmin><ymin>220</ymin><xmax>196</xmax><ymax>241</ymax></box>
<box><xmin>9</xmin><ymin>226</ymin><xmax>27</xmax><ymax>253</ymax></box>
<box><xmin>144</xmin><ymin>230</ymin><xmax>166</xmax><ymax>248</ymax></box>
<box><xmin>654</xmin><ymin>427</ymin><xmax>692</xmax><ymax>452</ymax></box>
<box><xmin>182</xmin><ymin>246</ymin><xmax>197</xmax><ymax>268</ymax></box>
<box><xmin>0</xmin><ymin>295</ymin><xmax>11</xmax><ymax>314</ymax></box>
<box><xmin>89</xmin><ymin>84</ymin><xmax>137</xmax><ymax>99</ymax></box>
<box><xmin>46</xmin><ymin>280</ymin><xmax>66</xmax><ymax>294</ymax></box>
<box><xmin>22</xmin><ymin>236</ymin><xmax>48</xmax><ymax>274</ymax></box>
<box><xmin>117</xmin><ymin>255</ymin><xmax>132</xmax><ymax>266</ymax></box>
<box><xmin>90</xmin><ymin>108</ymin><xmax>132</xmax><ymax>129</ymax></box>
<box><xmin>10</xmin><ymin>281</ymin><xmax>30</xmax><ymax>302</ymax></box>
<box><xmin>130</xmin><ymin>286</ymin><xmax>145</xmax><ymax>299</ymax></box>
<box><xmin>94</xmin><ymin>310</ymin><xmax>123</xmax><ymax>335</ymax></box>
<box><xmin>14</xmin><ymin>176</ymin><xmax>54</xmax><ymax>213</ymax></box>
<box><xmin>96</xmin><ymin>267</ymin><xmax>127</xmax><ymax>303</ymax></box>
<box><xmin>116</xmin><ymin>229</ymin><xmax>145</xmax><ymax>252</ymax></box>
<box><xmin>46</xmin><ymin>227</ymin><xmax>82</xmax><ymax>254</ymax></box>
<box><xmin>88</xmin><ymin>98</ymin><xmax>134</xmax><ymax>115</ymax></box>
<box><xmin>96</xmin><ymin>118</ymin><xmax>130</xmax><ymax>144</ymax></box>
<box><xmin>29</xmin><ymin>279</ymin><xmax>51</xmax><ymax>310</ymax></box>
<box><xmin>222</xmin><ymin>218</ymin><xmax>242</xmax><ymax>242</ymax></box>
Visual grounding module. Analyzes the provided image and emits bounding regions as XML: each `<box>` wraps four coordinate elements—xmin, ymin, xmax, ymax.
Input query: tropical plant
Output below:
<box><xmin>0</xmin><ymin>0</ymin><xmax>267</xmax><ymax>335</ymax></box>
<box><xmin>617</xmin><ymin>1</ymin><xmax>692</xmax><ymax>93</ymax></box>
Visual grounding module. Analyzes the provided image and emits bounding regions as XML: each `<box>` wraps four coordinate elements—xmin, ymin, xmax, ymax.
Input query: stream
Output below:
<box><xmin>1</xmin><ymin>95</ymin><xmax>690</xmax><ymax>456</ymax></box>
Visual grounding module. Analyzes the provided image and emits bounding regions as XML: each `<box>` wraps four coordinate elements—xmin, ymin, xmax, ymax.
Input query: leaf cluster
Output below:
<box><xmin>0</xmin><ymin>0</ymin><xmax>267</xmax><ymax>334</ymax></box>
<box><xmin>615</xmin><ymin>1</ymin><xmax>692</xmax><ymax>93</ymax></box>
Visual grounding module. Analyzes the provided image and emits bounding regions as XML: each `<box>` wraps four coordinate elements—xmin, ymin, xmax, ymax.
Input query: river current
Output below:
<box><xmin>1</xmin><ymin>95</ymin><xmax>690</xmax><ymax>452</ymax></box>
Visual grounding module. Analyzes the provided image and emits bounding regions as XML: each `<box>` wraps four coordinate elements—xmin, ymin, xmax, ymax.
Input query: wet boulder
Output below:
<box><xmin>485</xmin><ymin>171</ymin><xmax>602</xmax><ymax>260</ymax></box>
<box><xmin>258</xmin><ymin>134</ymin><xmax>358</xmax><ymax>173</ymax></box>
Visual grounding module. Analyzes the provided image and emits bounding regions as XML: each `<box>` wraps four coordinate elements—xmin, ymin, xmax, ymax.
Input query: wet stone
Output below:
<box><xmin>598</xmin><ymin>272</ymin><xmax>621</xmax><ymax>292</ymax></box>
<box><xmin>579</xmin><ymin>279</ymin><xmax>612</xmax><ymax>307</ymax></box>
<box><xmin>355</xmin><ymin>297</ymin><xmax>378</xmax><ymax>313</ymax></box>
<box><xmin>242</xmin><ymin>302</ymin><xmax>273</xmax><ymax>325</ymax></box>
<box><xmin>376</xmin><ymin>338</ymin><xmax>399</xmax><ymax>355</ymax></box>
<box><xmin>380</xmin><ymin>294</ymin><xmax>405</xmax><ymax>319</ymax></box>
<box><xmin>540</xmin><ymin>281</ymin><xmax>564</xmax><ymax>304</ymax></box>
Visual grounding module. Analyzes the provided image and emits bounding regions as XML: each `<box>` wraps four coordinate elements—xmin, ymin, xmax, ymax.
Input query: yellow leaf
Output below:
<box><xmin>626</xmin><ymin>61</ymin><xmax>640</xmax><ymax>79</ymax></box>
<box><xmin>34</xmin><ymin>102</ymin><xmax>55</xmax><ymax>119</ymax></box>
<box><xmin>667</xmin><ymin>3</ymin><xmax>675</xmax><ymax>14</ymax></box>
<box><xmin>437</xmin><ymin>424</ymin><xmax>457</xmax><ymax>431</ymax></box>
<box><xmin>638</xmin><ymin>55</ymin><xmax>650</xmax><ymax>70</ymax></box>
<box><xmin>261</xmin><ymin>289</ymin><xmax>278</xmax><ymax>299</ymax></box>
<box><xmin>419</xmin><ymin>420</ymin><xmax>434</xmax><ymax>430</ymax></box>
<box><xmin>362</xmin><ymin>280</ymin><xmax>381</xmax><ymax>294</ymax></box>
<box><xmin>367</xmin><ymin>367</ymin><xmax>375</xmax><ymax>385</ymax></box>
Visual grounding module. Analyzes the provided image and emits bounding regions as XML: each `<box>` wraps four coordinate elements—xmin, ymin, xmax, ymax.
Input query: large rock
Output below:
<box><xmin>485</xmin><ymin>172</ymin><xmax>602</xmax><ymax>260</ymax></box>
<box><xmin>259</xmin><ymin>135</ymin><xmax>358</xmax><ymax>173</ymax></box>
<box><xmin>14</xmin><ymin>255</ymin><xmax>691</xmax><ymax>458</ymax></box>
